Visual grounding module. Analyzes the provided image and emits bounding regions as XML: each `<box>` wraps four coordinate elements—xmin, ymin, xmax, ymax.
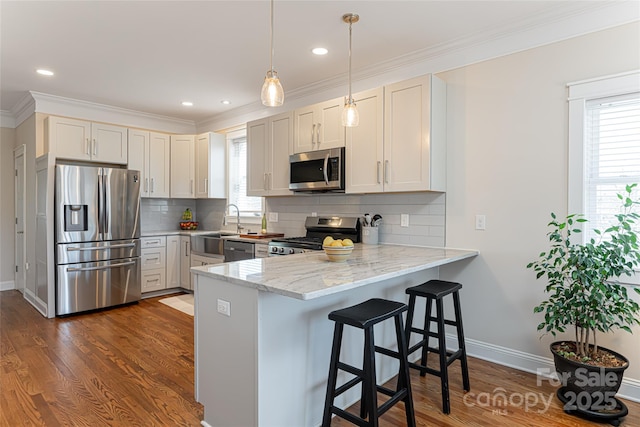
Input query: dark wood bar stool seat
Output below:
<box><xmin>322</xmin><ymin>298</ymin><xmax>416</xmax><ymax>427</ymax></box>
<box><xmin>404</xmin><ymin>280</ymin><xmax>470</xmax><ymax>414</ymax></box>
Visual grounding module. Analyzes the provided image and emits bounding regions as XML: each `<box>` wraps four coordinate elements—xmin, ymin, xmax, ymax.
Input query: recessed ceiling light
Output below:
<box><xmin>181</xmin><ymin>101</ymin><xmax>193</xmax><ymax>107</ymax></box>
<box><xmin>312</xmin><ymin>47</ymin><xmax>328</xmax><ymax>55</ymax></box>
<box><xmin>221</xmin><ymin>100</ymin><xmax>231</xmax><ymax>105</ymax></box>
<box><xmin>36</xmin><ymin>69</ymin><xmax>54</xmax><ymax>76</ymax></box>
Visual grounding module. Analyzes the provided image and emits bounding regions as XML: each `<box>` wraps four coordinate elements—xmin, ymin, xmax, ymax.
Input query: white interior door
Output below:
<box><xmin>14</xmin><ymin>145</ymin><xmax>26</xmax><ymax>293</ymax></box>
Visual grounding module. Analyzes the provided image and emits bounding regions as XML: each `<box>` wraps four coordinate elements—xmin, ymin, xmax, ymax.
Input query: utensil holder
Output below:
<box><xmin>362</xmin><ymin>226</ymin><xmax>379</xmax><ymax>245</ymax></box>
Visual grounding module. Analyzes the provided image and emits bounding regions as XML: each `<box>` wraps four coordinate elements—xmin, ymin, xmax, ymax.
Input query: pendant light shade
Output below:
<box><xmin>261</xmin><ymin>0</ymin><xmax>284</xmax><ymax>107</ymax></box>
<box><xmin>342</xmin><ymin>13</ymin><xmax>359</xmax><ymax>127</ymax></box>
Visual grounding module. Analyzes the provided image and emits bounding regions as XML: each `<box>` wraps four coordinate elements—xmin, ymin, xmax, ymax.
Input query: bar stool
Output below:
<box><xmin>404</xmin><ymin>280</ymin><xmax>470</xmax><ymax>414</ymax></box>
<box><xmin>322</xmin><ymin>298</ymin><xmax>416</xmax><ymax>427</ymax></box>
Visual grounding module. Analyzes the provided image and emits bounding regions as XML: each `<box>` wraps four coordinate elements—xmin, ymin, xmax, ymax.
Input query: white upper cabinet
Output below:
<box><xmin>247</xmin><ymin>111</ymin><xmax>293</xmax><ymax>196</ymax></box>
<box><xmin>195</xmin><ymin>132</ymin><xmax>226</xmax><ymax>199</ymax></box>
<box><xmin>346</xmin><ymin>74</ymin><xmax>446</xmax><ymax>193</ymax></box>
<box><xmin>382</xmin><ymin>74</ymin><xmax>446</xmax><ymax>192</ymax></box>
<box><xmin>47</xmin><ymin>116</ymin><xmax>127</xmax><ymax>164</ymax></box>
<box><xmin>293</xmin><ymin>97</ymin><xmax>345</xmax><ymax>153</ymax></box>
<box><xmin>128</xmin><ymin>129</ymin><xmax>170</xmax><ymax>198</ymax></box>
<box><xmin>345</xmin><ymin>88</ymin><xmax>384</xmax><ymax>193</ymax></box>
<box><xmin>170</xmin><ymin>134</ymin><xmax>195</xmax><ymax>198</ymax></box>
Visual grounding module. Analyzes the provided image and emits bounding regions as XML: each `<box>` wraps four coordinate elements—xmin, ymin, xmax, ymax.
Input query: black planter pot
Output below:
<box><xmin>550</xmin><ymin>341</ymin><xmax>629</xmax><ymax>416</ymax></box>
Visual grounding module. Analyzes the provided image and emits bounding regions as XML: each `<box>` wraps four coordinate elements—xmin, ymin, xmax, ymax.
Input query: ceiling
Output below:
<box><xmin>1</xmin><ymin>1</ymin><xmax>639</xmax><ymax>124</ymax></box>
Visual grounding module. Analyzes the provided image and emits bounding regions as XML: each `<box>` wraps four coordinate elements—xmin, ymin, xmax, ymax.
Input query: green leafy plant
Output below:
<box><xmin>527</xmin><ymin>184</ymin><xmax>640</xmax><ymax>360</ymax></box>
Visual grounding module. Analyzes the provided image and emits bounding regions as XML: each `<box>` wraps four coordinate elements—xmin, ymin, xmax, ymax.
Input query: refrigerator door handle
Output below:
<box><xmin>66</xmin><ymin>243</ymin><xmax>136</xmax><ymax>252</ymax></box>
<box><xmin>97</xmin><ymin>172</ymin><xmax>104</xmax><ymax>239</ymax></box>
<box><xmin>66</xmin><ymin>260</ymin><xmax>136</xmax><ymax>272</ymax></box>
<box><xmin>103</xmin><ymin>172</ymin><xmax>109</xmax><ymax>234</ymax></box>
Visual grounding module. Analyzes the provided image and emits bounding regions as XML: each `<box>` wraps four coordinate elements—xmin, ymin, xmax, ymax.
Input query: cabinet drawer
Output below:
<box><xmin>141</xmin><ymin>248</ymin><xmax>166</xmax><ymax>270</ymax></box>
<box><xmin>141</xmin><ymin>236</ymin><xmax>166</xmax><ymax>248</ymax></box>
<box><xmin>142</xmin><ymin>269</ymin><xmax>166</xmax><ymax>293</ymax></box>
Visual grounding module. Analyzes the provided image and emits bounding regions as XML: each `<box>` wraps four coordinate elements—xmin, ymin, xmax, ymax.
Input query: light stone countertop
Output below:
<box><xmin>192</xmin><ymin>244</ymin><xmax>478</xmax><ymax>300</ymax></box>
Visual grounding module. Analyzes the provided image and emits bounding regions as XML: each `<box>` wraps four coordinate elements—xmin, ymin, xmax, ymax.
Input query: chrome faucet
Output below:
<box><xmin>226</xmin><ymin>204</ymin><xmax>244</xmax><ymax>234</ymax></box>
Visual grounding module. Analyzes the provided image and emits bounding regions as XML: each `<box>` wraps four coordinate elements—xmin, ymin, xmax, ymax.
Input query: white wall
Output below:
<box><xmin>439</xmin><ymin>22</ymin><xmax>640</xmax><ymax>385</ymax></box>
<box><xmin>0</xmin><ymin>127</ymin><xmax>16</xmax><ymax>287</ymax></box>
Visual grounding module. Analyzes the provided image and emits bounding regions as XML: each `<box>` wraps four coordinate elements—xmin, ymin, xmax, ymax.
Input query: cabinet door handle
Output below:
<box><xmin>316</xmin><ymin>123</ymin><xmax>321</xmax><ymax>145</ymax></box>
<box><xmin>190</xmin><ymin>179</ymin><xmax>194</xmax><ymax>194</ymax></box>
<box><xmin>86</xmin><ymin>138</ymin><xmax>90</xmax><ymax>155</ymax></box>
<box><xmin>268</xmin><ymin>173</ymin><xmax>272</xmax><ymax>190</ymax></box>
<box><xmin>150</xmin><ymin>178</ymin><xmax>155</xmax><ymax>193</ymax></box>
<box><xmin>185</xmin><ymin>242</ymin><xmax>189</xmax><ymax>257</ymax></box>
<box><xmin>384</xmin><ymin>160</ymin><xmax>390</xmax><ymax>184</ymax></box>
<box><xmin>93</xmin><ymin>139</ymin><xmax>97</xmax><ymax>156</ymax></box>
<box><xmin>311</xmin><ymin>124</ymin><xmax>316</xmax><ymax>145</ymax></box>
<box><xmin>377</xmin><ymin>161</ymin><xmax>381</xmax><ymax>184</ymax></box>
<box><xmin>144</xmin><ymin>178</ymin><xmax>149</xmax><ymax>193</ymax></box>
<box><xmin>205</xmin><ymin>178</ymin><xmax>208</xmax><ymax>193</ymax></box>
<box><xmin>264</xmin><ymin>173</ymin><xmax>268</xmax><ymax>190</ymax></box>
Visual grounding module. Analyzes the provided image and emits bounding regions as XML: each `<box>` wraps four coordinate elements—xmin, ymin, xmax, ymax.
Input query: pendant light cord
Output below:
<box><xmin>269</xmin><ymin>0</ymin><xmax>274</xmax><ymax>73</ymax></box>
<box><xmin>348</xmin><ymin>18</ymin><xmax>353</xmax><ymax>102</ymax></box>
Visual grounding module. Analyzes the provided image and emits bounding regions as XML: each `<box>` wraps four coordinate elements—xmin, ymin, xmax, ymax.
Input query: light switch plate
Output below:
<box><xmin>475</xmin><ymin>214</ymin><xmax>486</xmax><ymax>230</ymax></box>
<box><xmin>400</xmin><ymin>214</ymin><xmax>409</xmax><ymax>227</ymax></box>
<box><xmin>269</xmin><ymin>212</ymin><xmax>278</xmax><ymax>222</ymax></box>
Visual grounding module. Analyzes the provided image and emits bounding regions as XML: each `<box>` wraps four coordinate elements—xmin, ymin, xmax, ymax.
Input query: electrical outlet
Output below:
<box><xmin>400</xmin><ymin>214</ymin><xmax>409</xmax><ymax>227</ymax></box>
<box><xmin>269</xmin><ymin>212</ymin><xmax>278</xmax><ymax>222</ymax></box>
<box><xmin>217</xmin><ymin>299</ymin><xmax>231</xmax><ymax>317</ymax></box>
<box><xmin>311</xmin><ymin>212</ymin><xmax>317</xmax><ymax>217</ymax></box>
<box><xmin>475</xmin><ymin>214</ymin><xmax>486</xmax><ymax>230</ymax></box>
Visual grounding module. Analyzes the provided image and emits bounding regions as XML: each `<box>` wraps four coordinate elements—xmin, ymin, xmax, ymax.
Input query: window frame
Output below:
<box><xmin>567</xmin><ymin>70</ymin><xmax>640</xmax><ymax>285</ymax></box>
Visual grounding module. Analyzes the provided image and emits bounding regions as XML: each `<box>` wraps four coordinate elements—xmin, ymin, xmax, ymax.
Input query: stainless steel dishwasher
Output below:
<box><xmin>223</xmin><ymin>240</ymin><xmax>255</xmax><ymax>262</ymax></box>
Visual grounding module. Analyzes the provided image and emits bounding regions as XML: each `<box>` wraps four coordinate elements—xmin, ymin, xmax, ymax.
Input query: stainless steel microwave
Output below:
<box><xmin>289</xmin><ymin>147</ymin><xmax>345</xmax><ymax>192</ymax></box>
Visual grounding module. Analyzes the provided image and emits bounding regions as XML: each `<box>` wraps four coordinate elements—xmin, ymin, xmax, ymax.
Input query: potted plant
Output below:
<box><xmin>527</xmin><ymin>184</ymin><xmax>640</xmax><ymax>415</ymax></box>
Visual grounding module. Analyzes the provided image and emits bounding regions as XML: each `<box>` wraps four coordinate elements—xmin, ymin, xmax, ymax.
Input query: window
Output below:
<box><xmin>583</xmin><ymin>94</ymin><xmax>640</xmax><ymax>242</ymax></box>
<box><xmin>226</xmin><ymin>128</ymin><xmax>263</xmax><ymax>220</ymax></box>
<box><xmin>568</xmin><ymin>71</ymin><xmax>640</xmax><ymax>284</ymax></box>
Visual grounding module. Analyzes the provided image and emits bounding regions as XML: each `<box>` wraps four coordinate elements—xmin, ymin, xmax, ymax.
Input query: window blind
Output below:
<box><xmin>584</xmin><ymin>92</ymin><xmax>640</xmax><ymax>242</ymax></box>
<box><xmin>228</xmin><ymin>134</ymin><xmax>262</xmax><ymax>216</ymax></box>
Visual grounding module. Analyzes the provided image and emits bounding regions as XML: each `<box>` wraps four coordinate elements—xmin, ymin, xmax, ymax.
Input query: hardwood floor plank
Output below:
<box><xmin>2</xmin><ymin>289</ymin><xmax>639</xmax><ymax>426</ymax></box>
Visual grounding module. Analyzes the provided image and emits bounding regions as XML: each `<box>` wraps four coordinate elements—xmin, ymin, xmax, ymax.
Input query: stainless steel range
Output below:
<box><xmin>268</xmin><ymin>216</ymin><xmax>361</xmax><ymax>255</ymax></box>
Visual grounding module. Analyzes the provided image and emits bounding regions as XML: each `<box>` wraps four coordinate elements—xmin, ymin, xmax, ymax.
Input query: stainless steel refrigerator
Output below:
<box><xmin>55</xmin><ymin>165</ymin><xmax>141</xmax><ymax>315</ymax></box>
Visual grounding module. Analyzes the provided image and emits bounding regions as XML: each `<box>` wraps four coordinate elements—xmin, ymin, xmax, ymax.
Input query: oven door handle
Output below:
<box><xmin>323</xmin><ymin>153</ymin><xmax>329</xmax><ymax>185</ymax></box>
<box><xmin>66</xmin><ymin>260</ymin><xmax>136</xmax><ymax>272</ymax></box>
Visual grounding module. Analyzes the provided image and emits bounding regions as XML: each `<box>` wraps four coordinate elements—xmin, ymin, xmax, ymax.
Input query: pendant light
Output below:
<box><xmin>342</xmin><ymin>13</ymin><xmax>359</xmax><ymax>127</ymax></box>
<box><xmin>261</xmin><ymin>0</ymin><xmax>284</xmax><ymax>107</ymax></box>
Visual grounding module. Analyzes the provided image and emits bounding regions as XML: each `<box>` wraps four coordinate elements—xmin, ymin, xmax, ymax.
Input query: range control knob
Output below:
<box><xmin>278</xmin><ymin>247</ymin><xmax>285</xmax><ymax>254</ymax></box>
<box><xmin>288</xmin><ymin>248</ymin><xmax>295</xmax><ymax>254</ymax></box>
<box><xmin>270</xmin><ymin>246</ymin><xmax>278</xmax><ymax>253</ymax></box>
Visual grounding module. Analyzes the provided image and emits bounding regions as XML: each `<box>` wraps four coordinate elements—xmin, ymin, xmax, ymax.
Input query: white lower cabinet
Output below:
<box><xmin>166</xmin><ymin>235</ymin><xmax>181</xmax><ymax>289</ymax></box>
<box><xmin>180</xmin><ymin>236</ymin><xmax>191</xmax><ymax>290</ymax></box>
<box><xmin>141</xmin><ymin>236</ymin><xmax>167</xmax><ymax>293</ymax></box>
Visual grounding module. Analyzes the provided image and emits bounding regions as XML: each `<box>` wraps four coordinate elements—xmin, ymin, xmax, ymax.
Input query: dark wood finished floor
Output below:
<box><xmin>2</xmin><ymin>289</ymin><xmax>639</xmax><ymax>426</ymax></box>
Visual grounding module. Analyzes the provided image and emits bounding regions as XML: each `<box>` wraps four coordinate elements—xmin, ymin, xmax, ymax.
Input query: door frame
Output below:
<box><xmin>14</xmin><ymin>144</ymin><xmax>26</xmax><ymax>293</ymax></box>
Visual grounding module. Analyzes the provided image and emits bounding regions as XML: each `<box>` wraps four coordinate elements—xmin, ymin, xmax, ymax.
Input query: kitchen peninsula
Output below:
<box><xmin>192</xmin><ymin>244</ymin><xmax>478</xmax><ymax>427</ymax></box>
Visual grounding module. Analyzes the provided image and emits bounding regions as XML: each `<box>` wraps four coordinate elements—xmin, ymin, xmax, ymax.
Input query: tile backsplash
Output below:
<box><xmin>264</xmin><ymin>192</ymin><xmax>446</xmax><ymax>247</ymax></box>
<box><xmin>140</xmin><ymin>192</ymin><xmax>446</xmax><ymax>247</ymax></box>
<box><xmin>140</xmin><ymin>199</ymin><xmax>197</xmax><ymax>232</ymax></box>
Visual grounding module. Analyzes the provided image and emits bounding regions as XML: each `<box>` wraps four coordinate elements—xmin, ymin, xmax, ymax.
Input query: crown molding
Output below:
<box><xmin>28</xmin><ymin>92</ymin><xmax>196</xmax><ymax>134</ymax></box>
<box><xmin>9</xmin><ymin>92</ymin><xmax>37</xmax><ymax>128</ymax></box>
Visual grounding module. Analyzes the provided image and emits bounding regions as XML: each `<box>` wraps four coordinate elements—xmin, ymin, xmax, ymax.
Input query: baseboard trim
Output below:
<box><xmin>447</xmin><ymin>334</ymin><xmax>640</xmax><ymax>403</ymax></box>
<box><xmin>0</xmin><ymin>281</ymin><xmax>15</xmax><ymax>291</ymax></box>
